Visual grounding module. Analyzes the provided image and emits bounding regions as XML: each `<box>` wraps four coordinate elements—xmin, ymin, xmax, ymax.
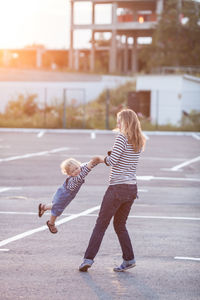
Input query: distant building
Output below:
<box><xmin>0</xmin><ymin>48</ymin><xmax>68</xmax><ymax>70</ymax></box>
<box><xmin>134</xmin><ymin>74</ymin><xmax>200</xmax><ymax>125</ymax></box>
<box><xmin>69</xmin><ymin>0</ymin><xmax>163</xmax><ymax>73</ymax></box>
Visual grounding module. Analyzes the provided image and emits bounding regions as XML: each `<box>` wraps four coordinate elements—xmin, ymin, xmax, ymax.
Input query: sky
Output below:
<box><xmin>0</xmin><ymin>0</ymin><xmax>111</xmax><ymax>50</ymax></box>
<box><xmin>0</xmin><ymin>0</ymin><xmax>199</xmax><ymax>50</ymax></box>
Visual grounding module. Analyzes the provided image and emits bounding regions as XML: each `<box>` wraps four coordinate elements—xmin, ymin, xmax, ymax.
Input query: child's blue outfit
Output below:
<box><xmin>51</xmin><ymin>163</ymin><xmax>91</xmax><ymax>217</ymax></box>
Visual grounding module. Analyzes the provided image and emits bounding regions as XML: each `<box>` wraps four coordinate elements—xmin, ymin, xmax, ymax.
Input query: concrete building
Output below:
<box><xmin>69</xmin><ymin>0</ymin><xmax>163</xmax><ymax>73</ymax></box>
<box><xmin>135</xmin><ymin>74</ymin><xmax>200</xmax><ymax>125</ymax></box>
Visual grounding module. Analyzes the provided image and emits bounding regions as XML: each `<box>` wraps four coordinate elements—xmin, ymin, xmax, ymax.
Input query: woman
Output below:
<box><xmin>79</xmin><ymin>109</ymin><xmax>146</xmax><ymax>272</ymax></box>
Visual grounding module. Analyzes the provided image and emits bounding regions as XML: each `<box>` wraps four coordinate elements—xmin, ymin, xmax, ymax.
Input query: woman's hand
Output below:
<box><xmin>87</xmin><ymin>156</ymin><xmax>104</xmax><ymax>169</ymax></box>
<box><xmin>91</xmin><ymin>156</ymin><xmax>104</xmax><ymax>165</ymax></box>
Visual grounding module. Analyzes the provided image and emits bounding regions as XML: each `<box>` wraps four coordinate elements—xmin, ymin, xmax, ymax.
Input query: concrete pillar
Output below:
<box><xmin>177</xmin><ymin>0</ymin><xmax>182</xmax><ymax>12</ymax></box>
<box><xmin>132</xmin><ymin>10</ymin><xmax>137</xmax><ymax>22</ymax></box>
<box><xmin>123</xmin><ymin>36</ymin><xmax>128</xmax><ymax>73</ymax></box>
<box><xmin>109</xmin><ymin>2</ymin><xmax>117</xmax><ymax>73</ymax></box>
<box><xmin>90</xmin><ymin>3</ymin><xmax>95</xmax><ymax>72</ymax></box>
<box><xmin>36</xmin><ymin>49</ymin><xmax>43</xmax><ymax>68</ymax></box>
<box><xmin>69</xmin><ymin>0</ymin><xmax>74</xmax><ymax>69</ymax></box>
<box><xmin>74</xmin><ymin>49</ymin><xmax>79</xmax><ymax>71</ymax></box>
<box><xmin>90</xmin><ymin>32</ymin><xmax>95</xmax><ymax>71</ymax></box>
<box><xmin>156</xmin><ymin>0</ymin><xmax>164</xmax><ymax>21</ymax></box>
<box><xmin>131</xmin><ymin>36</ymin><xmax>138</xmax><ymax>73</ymax></box>
<box><xmin>3</xmin><ymin>50</ymin><xmax>10</xmax><ymax>66</ymax></box>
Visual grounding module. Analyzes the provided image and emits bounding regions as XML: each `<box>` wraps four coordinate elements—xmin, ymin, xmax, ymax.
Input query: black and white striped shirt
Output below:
<box><xmin>105</xmin><ymin>133</ymin><xmax>141</xmax><ymax>185</ymax></box>
<box><xmin>66</xmin><ymin>163</ymin><xmax>91</xmax><ymax>191</ymax></box>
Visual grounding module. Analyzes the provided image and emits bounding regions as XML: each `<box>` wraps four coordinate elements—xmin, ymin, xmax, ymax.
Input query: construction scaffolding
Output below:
<box><xmin>69</xmin><ymin>0</ymin><xmax>164</xmax><ymax>73</ymax></box>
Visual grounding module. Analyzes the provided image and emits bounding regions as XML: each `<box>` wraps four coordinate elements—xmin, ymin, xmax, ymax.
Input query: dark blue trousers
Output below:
<box><xmin>84</xmin><ymin>184</ymin><xmax>137</xmax><ymax>261</ymax></box>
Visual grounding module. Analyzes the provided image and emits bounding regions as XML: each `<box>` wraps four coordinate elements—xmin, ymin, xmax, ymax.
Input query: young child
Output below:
<box><xmin>38</xmin><ymin>156</ymin><xmax>101</xmax><ymax>234</ymax></box>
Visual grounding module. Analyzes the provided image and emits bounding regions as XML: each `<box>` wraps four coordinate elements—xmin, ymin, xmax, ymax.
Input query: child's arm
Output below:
<box><xmin>87</xmin><ymin>156</ymin><xmax>104</xmax><ymax>169</ymax></box>
<box><xmin>67</xmin><ymin>158</ymin><xmax>103</xmax><ymax>190</ymax></box>
<box><xmin>70</xmin><ymin>157</ymin><xmax>103</xmax><ymax>186</ymax></box>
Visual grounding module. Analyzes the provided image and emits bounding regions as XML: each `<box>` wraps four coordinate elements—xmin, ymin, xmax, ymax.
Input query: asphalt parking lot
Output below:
<box><xmin>0</xmin><ymin>129</ymin><xmax>200</xmax><ymax>300</ymax></box>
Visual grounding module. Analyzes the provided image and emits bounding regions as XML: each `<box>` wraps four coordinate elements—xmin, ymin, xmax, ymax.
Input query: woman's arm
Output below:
<box><xmin>104</xmin><ymin>134</ymin><xmax>127</xmax><ymax>166</ymax></box>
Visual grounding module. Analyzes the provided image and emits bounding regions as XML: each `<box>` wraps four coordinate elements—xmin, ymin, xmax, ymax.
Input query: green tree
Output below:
<box><xmin>139</xmin><ymin>0</ymin><xmax>200</xmax><ymax>72</ymax></box>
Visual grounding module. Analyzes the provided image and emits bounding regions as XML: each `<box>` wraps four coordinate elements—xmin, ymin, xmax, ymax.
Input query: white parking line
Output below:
<box><xmin>0</xmin><ymin>147</ymin><xmax>69</xmax><ymax>163</ymax></box>
<box><xmin>0</xmin><ymin>211</ymin><xmax>199</xmax><ymax>221</ymax></box>
<box><xmin>174</xmin><ymin>257</ymin><xmax>200</xmax><ymax>262</ymax></box>
<box><xmin>137</xmin><ymin>175</ymin><xmax>200</xmax><ymax>182</ymax></box>
<box><xmin>83</xmin><ymin>214</ymin><xmax>200</xmax><ymax>221</ymax></box>
<box><xmin>192</xmin><ymin>133</ymin><xmax>200</xmax><ymax>140</ymax></box>
<box><xmin>131</xmin><ymin>216</ymin><xmax>200</xmax><ymax>221</ymax></box>
<box><xmin>0</xmin><ymin>206</ymin><xmax>100</xmax><ymax>248</ymax></box>
<box><xmin>170</xmin><ymin>156</ymin><xmax>200</xmax><ymax>171</ymax></box>
<box><xmin>90</xmin><ymin>132</ymin><xmax>96</xmax><ymax>139</ymax></box>
<box><xmin>0</xmin><ymin>249</ymin><xmax>10</xmax><ymax>252</ymax></box>
<box><xmin>143</xmin><ymin>133</ymin><xmax>149</xmax><ymax>140</ymax></box>
<box><xmin>37</xmin><ymin>130</ymin><xmax>46</xmax><ymax>138</ymax></box>
<box><xmin>0</xmin><ymin>187</ymin><xmax>22</xmax><ymax>193</ymax></box>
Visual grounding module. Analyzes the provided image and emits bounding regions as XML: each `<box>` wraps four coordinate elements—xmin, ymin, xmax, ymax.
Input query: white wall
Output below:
<box><xmin>136</xmin><ymin>75</ymin><xmax>182</xmax><ymax>91</ymax></box>
<box><xmin>0</xmin><ymin>75</ymin><xmax>133</xmax><ymax>112</ymax></box>
<box><xmin>136</xmin><ymin>75</ymin><xmax>200</xmax><ymax>125</ymax></box>
<box><xmin>151</xmin><ymin>90</ymin><xmax>182</xmax><ymax>125</ymax></box>
<box><xmin>181</xmin><ymin>76</ymin><xmax>200</xmax><ymax>113</ymax></box>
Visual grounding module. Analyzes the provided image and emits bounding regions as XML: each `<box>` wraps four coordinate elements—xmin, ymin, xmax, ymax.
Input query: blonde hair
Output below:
<box><xmin>60</xmin><ymin>158</ymin><xmax>81</xmax><ymax>175</ymax></box>
<box><xmin>117</xmin><ymin>109</ymin><xmax>146</xmax><ymax>152</ymax></box>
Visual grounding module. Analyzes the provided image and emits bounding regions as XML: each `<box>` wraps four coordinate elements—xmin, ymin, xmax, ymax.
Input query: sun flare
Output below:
<box><xmin>0</xmin><ymin>0</ymin><xmax>69</xmax><ymax>49</ymax></box>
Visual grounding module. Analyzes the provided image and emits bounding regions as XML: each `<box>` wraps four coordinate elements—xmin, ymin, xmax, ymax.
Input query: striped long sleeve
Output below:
<box><xmin>66</xmin><ymin>163</ymin><xmax>91</xmax><ymax>191</ymax></box>
<box><xmin>105</xmin><ymin>133</ymin><xmax>141</xmax><ymax>185</ymax></box>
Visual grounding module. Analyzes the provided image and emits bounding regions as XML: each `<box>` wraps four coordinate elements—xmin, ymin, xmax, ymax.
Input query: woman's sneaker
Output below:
<box><xmin>113</xmin><ymin>259</ymin><xmax>136</xmax><ymax>272</ymax></box>
<box><xmin>79</xmin><ymin>259</ymin><xmax>94</xmax><ymax>272</ymax></box>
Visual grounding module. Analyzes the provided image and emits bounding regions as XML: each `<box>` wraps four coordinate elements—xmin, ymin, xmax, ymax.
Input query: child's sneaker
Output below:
<box><xmin>113</xmin><ymin>259</ymin><xmax>136</xmax><ymax>272</ymax></box>
<box><xmin>79</xmin><ymin>259</ymin><xmax>94</xmax><ymax>272</ymax></box>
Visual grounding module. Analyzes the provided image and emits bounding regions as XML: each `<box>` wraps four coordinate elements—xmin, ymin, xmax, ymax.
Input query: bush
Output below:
<box><xmin>0</xmin><ymin>85</ymin><xmax>199</xmax><ymax>131</ymax></box>
<box><xmin>5</xmin><ymin>94</ymin><xmax>38</xmax><ymax>117</ymax></box>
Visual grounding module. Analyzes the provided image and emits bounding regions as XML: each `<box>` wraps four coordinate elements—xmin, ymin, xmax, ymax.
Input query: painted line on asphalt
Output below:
<box><xmin>170</xmin><ymin>156</ymin><xmax>200</xmax><ymax>171</ymax></box>
<box><xmin>0</xmin><ymin>128</ymin><xmax>198</xmax><ymax>136</ymax></box>
<box><xmin>0</xmin><ymin>187</ymin><xmax>22</xmax><ymax>193</ymax></box>
<box><xmin>144</xmin><ymin>157</ymin><xmax>184</xmax><ymax>162</ymax></box>
<box><xmin>85</xmin><ymin>215</ymin><xmax>200</xmax><ymax>221</ymax></box>
<box><xmin>90</xmin><ymin>132</ymin><xmax>96</xmax><ymax>139</ymax></box>
<box><xmin>0</xmin><ymin>205</ymin><xmax>100</xmax><ymax>248</ymax></box>
<box><xmin>37</xmin><ymin>130</ymin><xmax>46</xmax><ymax>138</ymax></box>
<box><xmin>137</xmin><ymin>175</ymin><xmax>200</xmax><ymax>182</ymax></box>
<box><xmin>0</xmin><ymin>249</ymin><xmax>10</xmax><ymax>252</ymax></box>
<box><xmin>0</xmin><ymin>211</ymin><xmax>41</xmax><ymax>215</ymax></box>
<box><xmin>143</xmin><ymin>133</ymin><xmax>149</xmax><ymax>140</ymax></box>
<box><xmin>192</xmin><ymin>133</ymin><xmax>200</xmax><ymax>140</ymax></box>
<box><xmin>174</xmin><ymin>257</ymin><xmax>200</xmax><ymax>262</ymax></box>
<box><xmin>0</xmin><ymin>211</ymin><xmax>199</xmax><ymax>221</ymax></box>
<box><xmin>131</xmin><ymin>216</ymin><xmax>200</xmax><ymax>221</ymax></box>
<box><xmin>0</xmin><ymin>147</ymin><xmax>69</xmax><ymax>163</ymax></box>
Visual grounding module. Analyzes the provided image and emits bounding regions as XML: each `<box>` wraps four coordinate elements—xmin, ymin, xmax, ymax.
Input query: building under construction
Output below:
<box><xmin>69</xmin><ymin>0</ymin><xmax>164</xmax><ymax>73</ymax></box>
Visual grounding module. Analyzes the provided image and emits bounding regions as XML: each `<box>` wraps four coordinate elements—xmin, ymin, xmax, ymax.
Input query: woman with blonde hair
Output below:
<box><xmin>79</xmin><ymin>108</ymin><xmax>146</xmax><ymax>272</ymax></box>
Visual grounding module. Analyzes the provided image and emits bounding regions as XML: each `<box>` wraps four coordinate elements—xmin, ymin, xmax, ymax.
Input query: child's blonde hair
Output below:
<box><xmin>60</xmin><ymin>158</ymin><xmax>81</xmax><ymax>175</ymax></box>
<box><xmin>117</xmin><ymin>109</ymin><xmax>146</xmax><ymax>152</ymax></box>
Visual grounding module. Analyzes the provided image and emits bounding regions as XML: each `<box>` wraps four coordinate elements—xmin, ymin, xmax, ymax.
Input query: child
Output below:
<box><xmin>38</xmin><ymin>157</ymin><xmax>101</xmax><ymax>234</ymax></box>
